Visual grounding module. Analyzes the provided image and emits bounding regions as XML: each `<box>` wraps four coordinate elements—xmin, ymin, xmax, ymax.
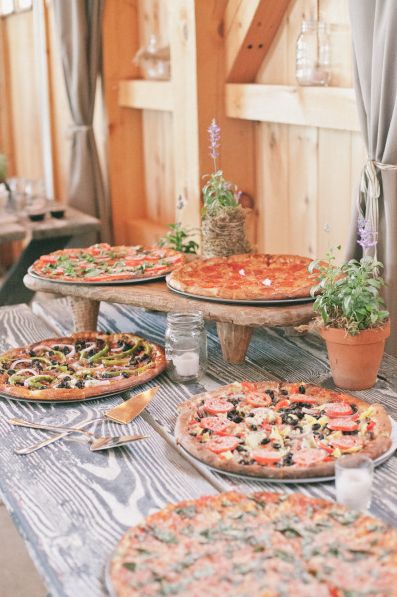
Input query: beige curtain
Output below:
<box><xmin>53</xmin><ymin>0</ymin><xmax>112</xmax><ymax>242</ymax></box>
<box><xmin>347</xmin><ymin>0</ymin><xmax>397</xmax><ymax>356</ymax></box>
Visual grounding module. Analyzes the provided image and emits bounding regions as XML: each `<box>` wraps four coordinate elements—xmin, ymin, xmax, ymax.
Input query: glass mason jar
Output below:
<box><xmin>165</xmin><ymin>312</ymin><xmax>207</xmax><ymax>383</ymax></box>
<box><xmin>296</xmin><ymin>20</ymin><xmax>331</xmax><ymax>86</ymax></box>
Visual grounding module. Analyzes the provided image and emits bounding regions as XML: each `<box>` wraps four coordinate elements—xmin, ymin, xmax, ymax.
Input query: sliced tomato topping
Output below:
<box><xmin>367</xmin><ymin>420</ymin><xmax>376</xmax><ymax>431</ymax></box>
<box><xmin>206</xmin><ymin>435</ymin><xmax>240</xmax><ymax>454</ymax></box>
<box><xmin>330</xmin><ymin>436</ymin><xmax>363</xmax><ymax>451</ymax></box>
<box><xmin>199</xmin><ymin>417</ymin><xmax>233</xmax><ymax>435</ymax></box>
<box><xmin>251</xmin><ymin>449</ymin><xmax>284</xmax><ymax>465</ymax></box>
<box><xmin>241</xmin><ymin>381</ymin><xmax>258</xmax><ymax>392</ymax></box>
<box><xmin>289</xmin><ymin>394</ymin><xmax>318</xmax><ymax>405</ymax></box>
<box><xmin>327</xmin><ymin>418</ymin><xmax>359</xmax><ymax>432</ymax></box>
<box><xmin>323</xmin><ymin>402</ymin><xmax>353</xmax><ymax>418</ymax></box>
<box><xmin>275</xmin><ymin>399</ymin><xmax>290</xmax><ymax>411</ymax></box>
<box><xmin>203</xmin><ymin>398</ymin><xmax>234</xmax><ymax>415</ymax></box>
<box><xmin>317</xmin><ymin>441</ymin><xmax>334</xmax><ymax>454</ymax></box>
<box><xmin>245</xmin><ymin>393</ymin><xmax>272</xmax><ymax>408</ymax></box>
<box><xmin>293</xmin><ymin>448</ymin><xmax>328</xmax><ymax>466</ymax></box>
<box><xmin>40</xmin><ymin>255</ymin><xmax>57</xmax><ymax>263</ymax></box>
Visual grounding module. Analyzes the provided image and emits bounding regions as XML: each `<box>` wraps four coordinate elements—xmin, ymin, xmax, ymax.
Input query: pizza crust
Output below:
<box><xmin>175</xmin><ymin>382</ymin><xmax>393</xmax><ymax>479</ymax></box>
<box><xmin>0</xmin><ymin>332</ymin><xmax>166</xmax><ymax>402</ymax></box>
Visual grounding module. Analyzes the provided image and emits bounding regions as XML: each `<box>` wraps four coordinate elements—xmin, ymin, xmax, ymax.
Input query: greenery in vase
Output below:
<box><xmin>309</xmin><ymin>224</ymin><xmax>389</xmax><ymax>336</ymax></box>
<box><xmin>0</xmin><ymin>154</ymin><xmax>7</xmax><ymax>182</ymax></box>
<box><xmin>202</xmin><ymin>119</ymin><xmax>239</xmax><ymax>215</ymax></box>
<box><xmin>159</xmin><ymin>223</ymin><xmax>199</xmax><ymax>254</ymax></box>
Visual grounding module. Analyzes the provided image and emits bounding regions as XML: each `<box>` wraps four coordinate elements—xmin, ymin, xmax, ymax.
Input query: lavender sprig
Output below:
<box><xmin>208</xmin><ymin>118</ymin><xmax>220</xmax><ymax>171</ymax></box>
<box><xmin>357</xmin><ymin>215</ymin><xmax>378</xmax><ymax>250</ymax></box>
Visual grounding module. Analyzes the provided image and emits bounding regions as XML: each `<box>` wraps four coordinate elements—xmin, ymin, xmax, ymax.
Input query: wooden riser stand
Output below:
<box><xmin>24</xmin><ymin>275</ymin><xmax>314</xmax><ymax>364</ymax></box>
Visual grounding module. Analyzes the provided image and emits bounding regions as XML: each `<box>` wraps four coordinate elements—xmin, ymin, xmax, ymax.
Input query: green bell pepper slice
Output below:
<box><xmin>25</xmin><ymin>375</ymin><xmax>55</xmax><ymax>389</ymax></box>
<box><xmin>87</xmin><ymin>345</ymin><xmax>109</xmax><ymax>363</ymax></box>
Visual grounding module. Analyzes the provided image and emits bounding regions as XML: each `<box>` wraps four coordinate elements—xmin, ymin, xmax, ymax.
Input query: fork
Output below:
<box><xmin>9</xmin><ymin>418</ymin><xmax>148</xmax><ymax>454</ymax></box>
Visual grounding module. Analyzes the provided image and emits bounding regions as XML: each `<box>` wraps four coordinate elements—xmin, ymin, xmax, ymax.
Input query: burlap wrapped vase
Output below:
<box><xmin>201</xmin><ymin>205</ymin><xmax>251</xmax><ymax>258</ymax></box>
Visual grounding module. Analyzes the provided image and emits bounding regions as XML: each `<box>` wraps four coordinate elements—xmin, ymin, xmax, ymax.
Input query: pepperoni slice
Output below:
<box><xmin>327</xmin><ymin>418</ymin><xmax>359</xmax><ymax>432</ymax></box>
<box><xmin>293</xmin><ymin>448</ymin><xmax>328</xmax><ymax>466</ymax></box>
<box><xmin>206</xmin><ymin>435</ymin><xmax>240</xmax><ymax>454</ymax></box>
<box><xmin>289</xmin><ymin>395</ymin><xmax>318</xmax><ymax>405</ymax></box>
<box><xmin>251</xmin><ymin>449</ymin><xmax>284</xmax><ymax>465</ymax></box>
<box><xmin>323</xmin><ymin>402</ymin><xmax>353</xmax><ymax>418</ymax></box>
<box><xmin>330</xmin><ymin>436</ymin><xmax>363</xmax><ymax>451</ymax></box>
<box><xmin>203</xmin><ymin>398</ymin><xmax>234</xmax><ymax>414</ymax></box>
<box><xmin>199</xmin><ymin>417</ymin><xmax>233</xmax><ymax>435</ymax></box>
<box><xmin>245</xmin><ymin>393</ymin><xmax>272</xmax><ymax>408</ymax></box>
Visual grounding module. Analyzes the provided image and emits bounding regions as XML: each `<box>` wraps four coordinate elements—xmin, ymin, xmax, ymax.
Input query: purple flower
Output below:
<box><xmin>208</xmin><ymin>118</ymin><xmax>220</xmax><ymax>161</ymax></box>
<box><xmin>357</xmin><ymin>215</ymin><xmax>378</xmax><ymax>249</ymax></box>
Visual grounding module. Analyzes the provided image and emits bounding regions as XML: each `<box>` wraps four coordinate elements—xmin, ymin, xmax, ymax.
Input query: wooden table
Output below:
<box><xmin>0</xmin><ymin>207</ymin><xmax>100</xmax><ymax>306</ymax></box>
<box><xmin>23</xmin><ymin>276</ymin><xmax>314</xmax><ymax>364</ymax></box>
<box><xmin>0</xmin><ymin>299</ymin><xmax>396</xmax><ymax>596</ymax></box>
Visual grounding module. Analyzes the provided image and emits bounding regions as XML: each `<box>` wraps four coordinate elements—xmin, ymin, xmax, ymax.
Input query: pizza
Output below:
<box><xmin>175</xmin><ymin>381</ymin><xmax>392</xmax><ymax>478</ymax></box>
<box><xmin>30</xmin><ymin>243</ymin><xmax>185</xmax><ymax>283</ymax></box>
<box><xmin>108</xmin><ymin>491</ymin><xmax>397</xmax><ymax>597</ymax></box>
<box><xmin>0</xmin><ymin>332</ymin><xmax>165</xmax><ymax>401</ymax></box>
<box><xmin>167</xmin><ymin>253</ymin><xmax>316</xmax><ymax>301</ymax></box>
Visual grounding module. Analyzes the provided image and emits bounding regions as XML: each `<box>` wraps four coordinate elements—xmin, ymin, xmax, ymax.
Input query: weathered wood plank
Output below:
<box><xmin>118</xmin><ymin>80</ymin><xmax>173</xmax><ymax>111</ymax></box>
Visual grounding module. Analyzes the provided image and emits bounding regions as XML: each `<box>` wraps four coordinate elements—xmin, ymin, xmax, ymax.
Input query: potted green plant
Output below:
<box><xmin>159</xmin><ymin>223</ymin><xmax>199</xmax><ymax>255</ymax></box>
<box><xmin>201</xmin><ymin>119</ymin><xmax>251</xmax><ymax>258</ymax></box>
<box><xmin>309</xmin><ymin>218</ymin><xmax>390</xmax><ymax>390</ymax></box>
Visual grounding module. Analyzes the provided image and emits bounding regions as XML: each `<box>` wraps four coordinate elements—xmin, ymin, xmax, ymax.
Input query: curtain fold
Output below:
<box><xmin>347</xmin><ymin>0</ymin><xmax>397</xmax><ymax>355</ymax></box>
<box><xmin>53</xmin><ymin>0</ymin><xmax>111</xmax><ymax>242</ymax></box>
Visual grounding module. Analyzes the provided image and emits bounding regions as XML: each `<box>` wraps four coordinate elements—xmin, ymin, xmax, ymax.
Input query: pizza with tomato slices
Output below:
<box><xmin>108</xmin><ymin>491</ymin><xmax>397</xmax><ymax>597</ymax></box>
<box><xmin>30</xmin><ymin>243</ymin><xmax>185</xmax><ymax>283</ymax></box>
<box><xmin>167</xmin><ymin>253</ymin><xmax>316</xmax><ymax>301</ymax></box>
<box><xmin>0</xmin><ymin>332</ymin><xmax>165</xmax><ymax>401</ymax></box>
<box><xmin>175</xmin><ymin>381</ymin><xmax>392</xmax><ymax>478</ymax></box>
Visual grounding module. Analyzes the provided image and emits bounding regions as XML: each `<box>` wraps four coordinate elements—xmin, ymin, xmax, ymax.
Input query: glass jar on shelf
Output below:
<box><xmin>296</xmin><ymin>20</ymin><xmax>331</xmax><ymax>86</ymax></box>
<box><xmin>134</xmin><ymin>34</ymin><xmax>171</xmax><ymax>80</ymax></box>
<box><xmin>165</xmin><ymin>311</ymin><xmax>207</xmax><ymax>383</ymax></box>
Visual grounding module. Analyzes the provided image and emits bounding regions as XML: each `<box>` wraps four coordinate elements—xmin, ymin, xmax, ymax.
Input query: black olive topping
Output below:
<box><xmin>282</xmin><ymin>453</ymin><xmax>293</xmax><ymax>466</ymax></box>
<box><xmin>29</xmin><ymin>350</ymin><xmax>36</xmax><ymax>357</ymax></box>
<box><xmin>236</xmin><ymin>445</ymin><xmax>247</xmax><ymax>452</ymax></box>
<box><xmin>296</xmin><ymin>412</ymin><xmax>305</xmax><ymax>420</ymax></box>
<box><xmin>75</xmin><ymin>380</ymin><xmax>85</xmax><ymax>388</ymax></box>
<box><xmin>312</xmin><ymin>423</ymin><xmax>321</xmax><ymax>431</ymax></box>
<box><xmin>343</xmin><ymin>430</ymin><xmax>359</xmax><ymax>435</ymax></box>
<box><xmin>7</xmin><ymin>369</ymin><xmax>16</xmax><ymax>375</ymax></box>
<box><xmin>0</xmin><ymin>369</ymin><xmax>5</xmax><ymax>374</ymax></box>
<box><xmin>250</xmin><ymin>424</ymin><xmax>258</xmax><ymax>431</ymax></box>
<box><xmin>299</xmin><ymin>385</ymin><xmax>306</xmax><ymax>394</ymax></box>
<box><xmin>49</xmin><ymin>351</ymin><xmax>55</xmax><ymax>356</ymax></box>
<box><xmin>351</xmin><ymin>404</ymin><xmax>358</xmax><ymax>413</ymax></box>
<box><xmin>272</xmin><ymin>443</ymin><xmax>281</xmax><ymax>449</ymax></box>
<box><xmin>265</xmin><ymin>389</ymin><xmax>275</xmax><ymax>399</ymax></box>
<box><xmin>260</xmin><ymin>438</ymin><xmax>270</xmax><ymax>445</ymax></box>
<box><xmin>122</xmin><ymin>371</ymin><xmax>130</xmax><ymax>378</ymax></box>
<box><xmin>280</xmin><ymin>389</ymin><xmax>289</xmax><ymax>396</ymax></box>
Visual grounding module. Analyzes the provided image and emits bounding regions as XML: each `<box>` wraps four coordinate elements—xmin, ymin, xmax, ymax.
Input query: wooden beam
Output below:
<box><xmin>102</xmin><ymin>0</ymin><xmax>146</xmax><ymax>244</ymax></box>
<box><xmin>0</xmin><ymin>18</ymin><xmax>15</xmax><ymax>174</ymax></box>
<box><xmin>226</xmin><ymin>0</ymin><xmax>291</xmax><ymax>83</ymax></box>
<box><xmin>226</xmin><ymin>84</ymin><xmax>360</xmax><ymax>132</ymax></box>
<box><xmin>118</xmin><ymin>80</ymin><xmax>173</xmax><ymax>111</ymax></box>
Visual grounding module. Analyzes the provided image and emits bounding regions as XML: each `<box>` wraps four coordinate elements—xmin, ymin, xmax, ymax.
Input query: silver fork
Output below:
<box><xmin>9</xmin><ymin>418</ymin><xmax>148</xmax><ymax>454</ymax></box>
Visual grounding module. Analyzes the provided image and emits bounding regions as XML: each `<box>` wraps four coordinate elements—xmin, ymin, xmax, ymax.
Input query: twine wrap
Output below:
<box><xmin>201</xmin><ymin>206</ymin><xmax>251</xmax><ymax>258</ymax></box>
<box><xmin>359</xmin><ymin>159</ymin><xmax>397</xmax><ymax>259</ymax></box>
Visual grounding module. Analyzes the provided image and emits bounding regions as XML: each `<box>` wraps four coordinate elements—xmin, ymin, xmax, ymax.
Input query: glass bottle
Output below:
<box><xmin>134</xmin><ymin>34</ymin><xmax>171</xmax><ymax>81</ymax></box>
<box><xmin>296</xmin><ymin>20</ymin><xmax>331</xmax><ymax>86</ymax></box>
<box><xmin>165</xmin><ymin>312</ymin><xmax>207</xmax><ymax>383</ymax></box>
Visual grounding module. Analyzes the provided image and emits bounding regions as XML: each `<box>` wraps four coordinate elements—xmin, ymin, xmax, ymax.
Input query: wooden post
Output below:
<box><xmin>216</xmin><ymin>322</ymin><xmax>253</xmax><ymax>364</ymax></box>
<box><xmin>68</xmin><ymin>297</ymin><xmax>100</xmax><ymax>332</ymax></box>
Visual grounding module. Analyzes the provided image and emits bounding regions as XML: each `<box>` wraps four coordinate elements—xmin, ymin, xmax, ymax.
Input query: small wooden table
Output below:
<box><xmin>0</xmin><ymin>207</ymin><xmax>100</xmax><ymax>305</ymax></box>
<box><xmin>23</xmin><ymin>275</ymin><xmax>314</xmax><ymax>364</ymax></box>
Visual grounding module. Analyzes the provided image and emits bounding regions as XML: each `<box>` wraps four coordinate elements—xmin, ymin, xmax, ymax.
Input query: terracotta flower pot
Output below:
<box><xmin>320</xmin><ymin>320</ymin><xmax>390</xmax><ymax>390</ymax></box>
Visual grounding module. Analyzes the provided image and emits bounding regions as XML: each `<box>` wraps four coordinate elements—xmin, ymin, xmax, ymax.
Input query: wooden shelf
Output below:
<box><xmin>118</xmin><ymin>79</ymin><xmax>173</xmax><ymax>111</ymax></box>
<box><xmin>226</xmin><ymin>84</ymin><xmax>360</xmax><ymax>132</ymax></box>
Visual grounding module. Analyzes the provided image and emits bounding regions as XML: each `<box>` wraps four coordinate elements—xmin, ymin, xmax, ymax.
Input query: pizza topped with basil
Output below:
<box><xmin>30</xmin><ymin>243</ymin><xmax>185</xmax><ymax>283</ymax></box>
<box><xmin>167</xmin><ymin>253</ymin><xmax>316</xmax><ymax>301</ymax></box>
<box><xmin>175</xmin><ymin>381</ymin><xmax>392</xmax><ymax>478</ymax></box>
<box><xmin>108</xmin><ymin>491</ymin><xmax>397</xmax><ymax>597</ymax></box>
<box><xmin>0</xmin><ymin>332</ymin><xmax>165</xmax><ymax>401</ymax></box>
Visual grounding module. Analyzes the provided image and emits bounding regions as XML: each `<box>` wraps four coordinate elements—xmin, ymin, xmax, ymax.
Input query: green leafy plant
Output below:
<box><xmin>159</xmin><ymin>223</ymin><xmax>198</xmax><ymax>254</ymax></box>
<box><xmin>202</xmin><ymin>119</ymin><xmax>239</xmax><ymax>215</ymax></box>
<box><xmin>309</xmin><ymin>247</ymin><xmax>389</xmax><ymax>336</ymax></box>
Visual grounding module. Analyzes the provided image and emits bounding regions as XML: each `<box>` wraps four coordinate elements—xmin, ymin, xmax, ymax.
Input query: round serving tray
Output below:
<box><xmin>166</xmin><ymin>278</ymin><xmax>315</xmax><ymax>306</ymax></box>
<box><xmin>0</xmin><ymin>386</ymin><xmax>140</xmax><ymax>404</ymax></box>
<box><xmin>28</xmin><ymin>266</ymin><xmax>167</xmax><ymax>286</ymax></box>
<box><xmin>178</xmin><ymin>418</ymin><xmax>397</xmax><ymax>484</ymax></box>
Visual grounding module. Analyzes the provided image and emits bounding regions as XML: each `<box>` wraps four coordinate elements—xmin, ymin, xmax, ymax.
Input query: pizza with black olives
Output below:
<box><xmin>175</xmin><ymin>381</ymin><xmax>392</xmax><ymax>478</ymax></box>
<box><xmin>0</xmin><ymin>332</ymin><xmax>165</xmax><ymax>401</ymax></box>
<box><xmin>109</xmin><ymin>491</ymin><xmax>397</xmax><ymax>597</ymax></box>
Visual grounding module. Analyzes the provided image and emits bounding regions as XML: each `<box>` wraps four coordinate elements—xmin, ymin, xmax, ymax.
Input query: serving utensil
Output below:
<box><xmin>10</xmin><ymin>419</ymin><xmax>148</xmax><ymax>454</ymax></box>
<box><xmin>10</xmin><ymin>386</ymin><xmax>159</xmax><ymax>454</ymax></box>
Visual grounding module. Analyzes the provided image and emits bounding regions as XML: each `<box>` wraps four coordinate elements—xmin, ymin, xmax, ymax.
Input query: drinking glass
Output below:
<box><xmin>165</xmin><ymin>312</ymin><xmax>207</xmax><ymax>382</ymax></box>
<box><xmin>335</xmin><ymin>454</ymin><xmax>374</xmax><ymax>512</ymax></box>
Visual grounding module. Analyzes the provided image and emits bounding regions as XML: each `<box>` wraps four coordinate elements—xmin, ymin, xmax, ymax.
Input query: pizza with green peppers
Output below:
<box><xmin>175</xmin><ymin>381</ymin><xmax>392</xmax><ymax>478</ymax></box>
<box><xmin>108</xmin><ymin>491</ymin><xmax>397</xmax><ymax>597</ymax></box>
<box><xmin>30</xmin><ymin>243</ymin><xmax>185</xmax><ymax>283</ymax></box>
<box><xmin>0</xmin><ymin>332</ymin><xmax>165</xmax><ymax>401</ymax></box>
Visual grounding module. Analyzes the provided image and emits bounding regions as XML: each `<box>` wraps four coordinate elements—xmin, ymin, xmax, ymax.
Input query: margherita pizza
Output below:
<box><xmin>167</xmin><ymin>253</ymin><xmax>316</xmax><ymax>301</ymax></box>
<box><xmin>30</xmin><ymin>243</ymin><xmax>185</xmax><ymax>283</ymax></box>
<box><xmin>108</xmin><ymin>491</ymin><xmax>397</xmax><ymax>597</ymax></box>
<box><xmin>0</xmin><ymin>332</ymin><xmax>165</xmax><ymax>401</ymax></box>
<box><xmin>175</xmin><ymin>381</ymin><xmax>392</xmax><ymax>478</ymax></box>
